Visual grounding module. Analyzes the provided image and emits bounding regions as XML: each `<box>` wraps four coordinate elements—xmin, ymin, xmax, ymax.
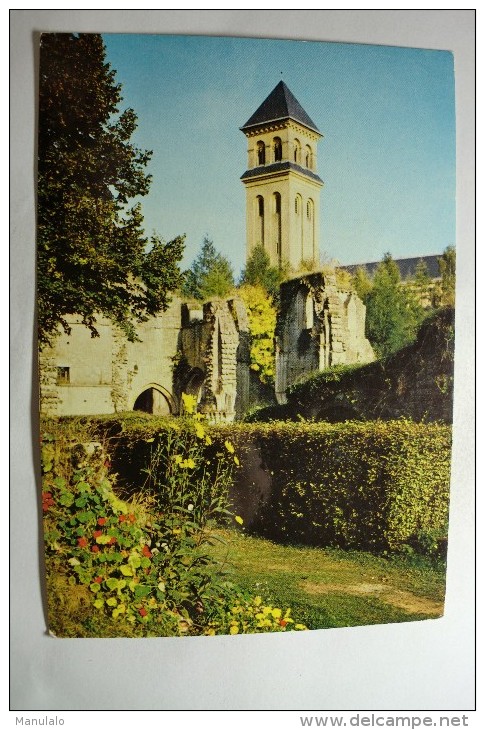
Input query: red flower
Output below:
<box><xmin>91</xmin><ymin>545</ymin><xmax>100</xmax><ymax>553</ymax></box>
<box><xmin>139</xmin><ymin>607</ymin><xmax>148</xmax><ymax>617</ymax></box>
<box><xmin>119</xmin><ymin>514</ymin><xmax>126</xmax><ymax>522</ymax></box>
<box><xmin>78</xmin><ymin>537</ymin><xmax>88</xmax><ymax>548</ymax></box>
<box><xmin>142</xmin><ymin>545</ymin><xmax>152</xmax><ymax>559</ymax></box>
<box><xmin>97</xmin><ymin>517</ymin><xmax>107</xmax><ymax>526</ymax></box>
<box><xmin>279</xmin><ymin>620</ymin><xmax>288</xmax><ymax>627</ymax></box>
<box><xmin>93</xmin><ymin>530</ymin><xmax>102</xmax><ymax>538</ymax></box>
<box><xmin>128</xmin><ymin>513</ymin><xmax>136</xmax><ymax>523</ymax></box>
<box><xmin>94</xmin><ymin>576</ymin><xmax>103</xmax><ymax>583</ymax></box>
<box><xmin>109</xmin><ymin>536</ymin><xmax>117</xmax><ymax>544</ymax></box>
<box><xmin>42</xmin><ymin>492</ymin><xmax>54</xmax><ymax>511</ymax></box>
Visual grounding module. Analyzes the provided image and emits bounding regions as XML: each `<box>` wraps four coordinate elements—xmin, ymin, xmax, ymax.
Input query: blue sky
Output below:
<box><xmin>102</xmin><ymin>34</ymin><xmax>455</xmax><ymax>277</ymax></box>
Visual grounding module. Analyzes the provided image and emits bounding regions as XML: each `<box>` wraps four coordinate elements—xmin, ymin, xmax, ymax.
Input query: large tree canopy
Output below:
<box><xmin>362</xmin><ymin>253</ymin><xmax>424</xmax><ymax>359</ymax></box>
<box><xmin>37</xmin><ymin>33</ymin><xmax>185</xmax><ymax>346</ymax></box>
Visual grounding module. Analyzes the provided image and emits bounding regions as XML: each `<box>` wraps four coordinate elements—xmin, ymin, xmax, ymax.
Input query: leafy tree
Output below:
<box><xmin>37</xmin><ymin>33</ymin><xmax>185</xmax><ymax>346</ymax></box>
<box><xmin>365</xmin><ymin>253</ymin><xmax>422</xmax><ymax>358</ymax></box>
<box><xmin>352</xmin><ymin>266</ymin><xmax>374</xmax><ymax>303</ymax></box>
<box><xmin>239</xmin><ymin>244</ymin><xmax>282</xmax><ymax>299</ymax></box>
<box><xmin>238</xmin><ymin>284</ymin><xmax>277</xmax><ymax>385</ymax></box>
<box><xmin>182</xmin><ymin>236</ymin><xmax>235</xmax><ymax>300</ymax></box>
<box><xmin>414</xmin><ymin>258</ymin><xmax>432</xmax><ymax>295</ymax></box>
<box><xmin>437</xmin><ymin>245</ymin><xmax>456</xmax><ymax>306</ymax></box>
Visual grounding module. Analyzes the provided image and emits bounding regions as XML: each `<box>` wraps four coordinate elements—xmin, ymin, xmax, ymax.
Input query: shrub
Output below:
<box><xmin>216</xmin><ymin>420</ymin><xmax>452</xmax><ymax>553</ymax></box>
<box><xmin>50</xmin><ymin>416</ymin><xmax>452</xmax><ymax>557</ymax></box>
<box><xmin>41</xmin><ymin>405</ymin><xmax>308</xmax><ymax>636</ymax></box>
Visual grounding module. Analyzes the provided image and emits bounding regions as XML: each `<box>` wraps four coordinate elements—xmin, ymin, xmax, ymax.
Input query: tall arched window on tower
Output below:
<box><xmin>273</xmin><ymin>192</ymin><xmax>282</xmax><ymax>259</ymax></box>
<box><xmin>293</xmin><ymin>139</ymin><xmax>301</xmax><ymax>164</ymax></box>
<box><xmin>307</xmin><ymin>198</ymin><xmax>315</xmax><ymax>262</ymax></box>
<box><xmin>256</xmin><ymin>195</ymin><xmax>265</xmax><ymax>245</ymax></box>
<box><xmin>273</xmin><ymin>137</ymin><xmax>282</xmax><ymax>162</ymax></box>
<box><xmin>295</xmin><ymin>194</ymin><xmax>303</xmax><ymax>261</ymax></box>
<box><xmin>257</xmin><ymin>141</ymin><xmax>266</xmax><ymax>165</ymax></box>
<box><xmin>305</xmin><ymin>145</ymin><xmax>312</xmax><ymax>169</ymax></box>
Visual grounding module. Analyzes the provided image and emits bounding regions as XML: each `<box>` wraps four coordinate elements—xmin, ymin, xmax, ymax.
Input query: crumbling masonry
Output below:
<box><xmin>275</xmin><ymin>273</ymin><xmax>374</xmax><ymax>404</ymax></box>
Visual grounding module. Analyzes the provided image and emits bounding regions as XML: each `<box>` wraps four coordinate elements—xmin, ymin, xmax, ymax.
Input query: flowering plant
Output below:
<box><xmin>41</xmin><ymin>405</ymin><xmax>307</xmax><ymax>636</ymax></box>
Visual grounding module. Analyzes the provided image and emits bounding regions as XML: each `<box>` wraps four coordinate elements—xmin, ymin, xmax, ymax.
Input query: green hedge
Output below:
<box><xmin>49</xmin><ymin>415</ymin><xmax>452</xmax><ymax>553</ymax></box>
<box><xmin>224</xmin><ymin>420</ymin><xmax>451</xmax><ymax>552</ymax></box>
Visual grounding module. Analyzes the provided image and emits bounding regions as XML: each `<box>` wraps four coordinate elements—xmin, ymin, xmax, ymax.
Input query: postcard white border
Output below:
<box><xmin>10</xmin><ymin>9</ymin><xmax>475</xmax><ymax>712</ymax></box>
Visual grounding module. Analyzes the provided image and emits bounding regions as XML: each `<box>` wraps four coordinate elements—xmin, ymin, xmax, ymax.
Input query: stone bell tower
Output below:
<box><xmin>240</xmin><ymin>81</ymin><xmax>323</xmax><ymax>270</ymax></box>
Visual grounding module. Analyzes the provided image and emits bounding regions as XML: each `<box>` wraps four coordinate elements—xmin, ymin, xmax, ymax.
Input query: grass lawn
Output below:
<box><xmin>209</xmin><ymin>529</ymin><xmax>447</xmax><ymax>630</ymax></box>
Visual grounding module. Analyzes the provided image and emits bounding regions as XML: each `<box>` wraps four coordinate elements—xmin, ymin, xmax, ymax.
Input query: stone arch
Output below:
<box><xmin>182</xmin><ymin>367</ymin><xmax>205</xmax><ymax>403</ymax></box>
<box><xmin>177</xmin><ymin>367</ymin><xmax>206</xmax><ymax>404</ymax></box>
<box><xmin>273</xmin><ymin>136</ymin><xmax>282</xmax><ymax>162</ymax></box>
<box><xmin>132</xmin><ymin>384</ymin><xmax>176</xmax><ymax>415</ymax></box>
<box><xmin>257</xmin><ymin>140</ymin><xmax>266</xmax><ymax>165</ymax></box>
<box><xmin>296</xmin><ymin>287</ymin><xmax>314</xmax><ymax>330</ymax></box>
<box><xmin>305</xmin><ymin>144</ymin><xmax>312</xmax><ymax>169</ymax></box>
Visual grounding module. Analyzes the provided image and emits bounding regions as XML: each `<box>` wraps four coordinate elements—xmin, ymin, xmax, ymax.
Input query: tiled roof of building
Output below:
<box><xmin>241</xmin><ymin>81</ymin><xmax>321</xmax><ymax>134</ymax></box>
<box><xmin>240</xmin><ymin>160</ymin><xmax>323</xmax><ymax>184</ymax></box>
<box><xmin>341</xmin><ymin>254</ymin><xmax>442</xmax><ymax>280</ymax></box>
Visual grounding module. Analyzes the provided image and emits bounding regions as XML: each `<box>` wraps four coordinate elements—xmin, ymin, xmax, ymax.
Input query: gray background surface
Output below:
<box><xmin>10</xmin><ymin>9</ymin><xmax>475</xmax><ymax>711</ymax></box>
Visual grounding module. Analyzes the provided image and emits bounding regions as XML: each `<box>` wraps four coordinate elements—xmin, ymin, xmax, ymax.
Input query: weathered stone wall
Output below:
<box><xmin>176</xmin><ymin>297</ymin><xmax>250</xmax><ymax>422</ymax></box>
<box><xmin>39</xmin><ymin>295</ymin><xmax>250</xmax><ymax>423</ymax></box>
<box><xmin>284</xmin><ymin>307</ymin><xmax>454</xmax><ymax>424</ymax></box>
<box><xmin>275</xmin><ymin>272</ymin><xmax>374</xmax><ymax>403</ymax></box>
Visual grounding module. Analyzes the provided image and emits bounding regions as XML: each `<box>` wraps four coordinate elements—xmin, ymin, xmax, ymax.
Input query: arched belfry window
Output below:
<box><xmin>307</xmin><ymin>199</ymin><xmax>313</xmax><ymax>220</ymax></box>
<box><xmin>305</xmin><ymin>145</ymin><xmax>312</xmax><ymax>169</ymax></box>
<box><xmin>257</xmin><ymin>141</ymin><xmax>266</xmax><ymax>165</ymax></box>
<box><xmin>273</xmin><ymin>137</ymin><xmax>282</xmax><ymax>162</ymax></box>
<box><xmin>293</xmin><ymin>139</ymin><xmax>301</xmax><ymax>164</ymax></box>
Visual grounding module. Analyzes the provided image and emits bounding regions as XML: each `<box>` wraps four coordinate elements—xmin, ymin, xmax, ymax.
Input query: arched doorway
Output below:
<box><xmin>182</xmin><ymin>368</ymin><xmax>205</xmax><ymax>403</ymax></box>
<box><xmin>133</xmin><ymin>385</ymin><xmax>175</xmax><ymax>415</ymax></box>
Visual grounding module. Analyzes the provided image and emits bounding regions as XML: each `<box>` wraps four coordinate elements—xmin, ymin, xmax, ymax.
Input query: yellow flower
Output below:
<box><xmin>235</xmin><ymin>515</ymin><xmax>244</xmax><ymax>525</ymax></box>
<box><xmin>234</xmin><ymin>456</ymin><xmax>240</xmax><ymax>466</ymax></box>
<box><xmin>174</xmin><ymin>454</ymin><xmax>183</xmax><ymax>465</ymax></box>
<box><xmin>253</xmin><ymin>596</ymin><xmax>262</xmax><ymax>606</ymax></box>
<box><xmin>229</xmin><ymin>624</ymin><xmax>239</xmax><ymax>635</ymax></box>
<box><xmin>194</xmin><ymin>422</ymin><xmax>205</xmax><ymax>439</ymax></box>
<box><xmin>224</xmin><ymin>440</ymin><xmax>235</xmax><ymax>454</ymax></box>
<box><xmin>295</xmin><ymin>623</ymin><xmax>308</xmax><ymax>630</ymax></box>
<box><xmin>271</xmin><ymin>608</ymin><xmax>282</xmax><ymax>619</ymax></box>
<box><xmin>178</xmin><ymin>457</ymin><xmax>195</xmax><ymax>469</ymax></box>
<box><xmin>207</xmin><ymin>628</ymin><xmax>216</xmax><ymax>636</ymax></box>
<box><xmin>181</xmin><ymin>393</ymin><xmax>197</xmax><ymax>415</ymax></box>
<box><xmin>205</xmin><ymin>435</ymin><xmax>213</xmax><ymax>445</ymax></box>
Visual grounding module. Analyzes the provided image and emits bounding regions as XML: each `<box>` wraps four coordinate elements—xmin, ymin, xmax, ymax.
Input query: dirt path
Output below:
<box><xmin>299</xmin><ymin>580</ymin><xmax>444</xmax><ymax>616</ymax></box>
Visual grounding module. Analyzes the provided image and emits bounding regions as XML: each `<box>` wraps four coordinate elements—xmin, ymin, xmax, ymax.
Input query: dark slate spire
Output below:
<box><xmin>241</xmin><ymin>81</ymin><xmax>320</xmax><ymax>134</ymax></box>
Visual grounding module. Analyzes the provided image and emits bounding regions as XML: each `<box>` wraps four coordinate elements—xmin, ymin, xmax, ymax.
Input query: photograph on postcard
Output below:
<box><xmin>37</xmin><ymin>33</ymin><xmax>455</xmax><ymax>638</ymax></box>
